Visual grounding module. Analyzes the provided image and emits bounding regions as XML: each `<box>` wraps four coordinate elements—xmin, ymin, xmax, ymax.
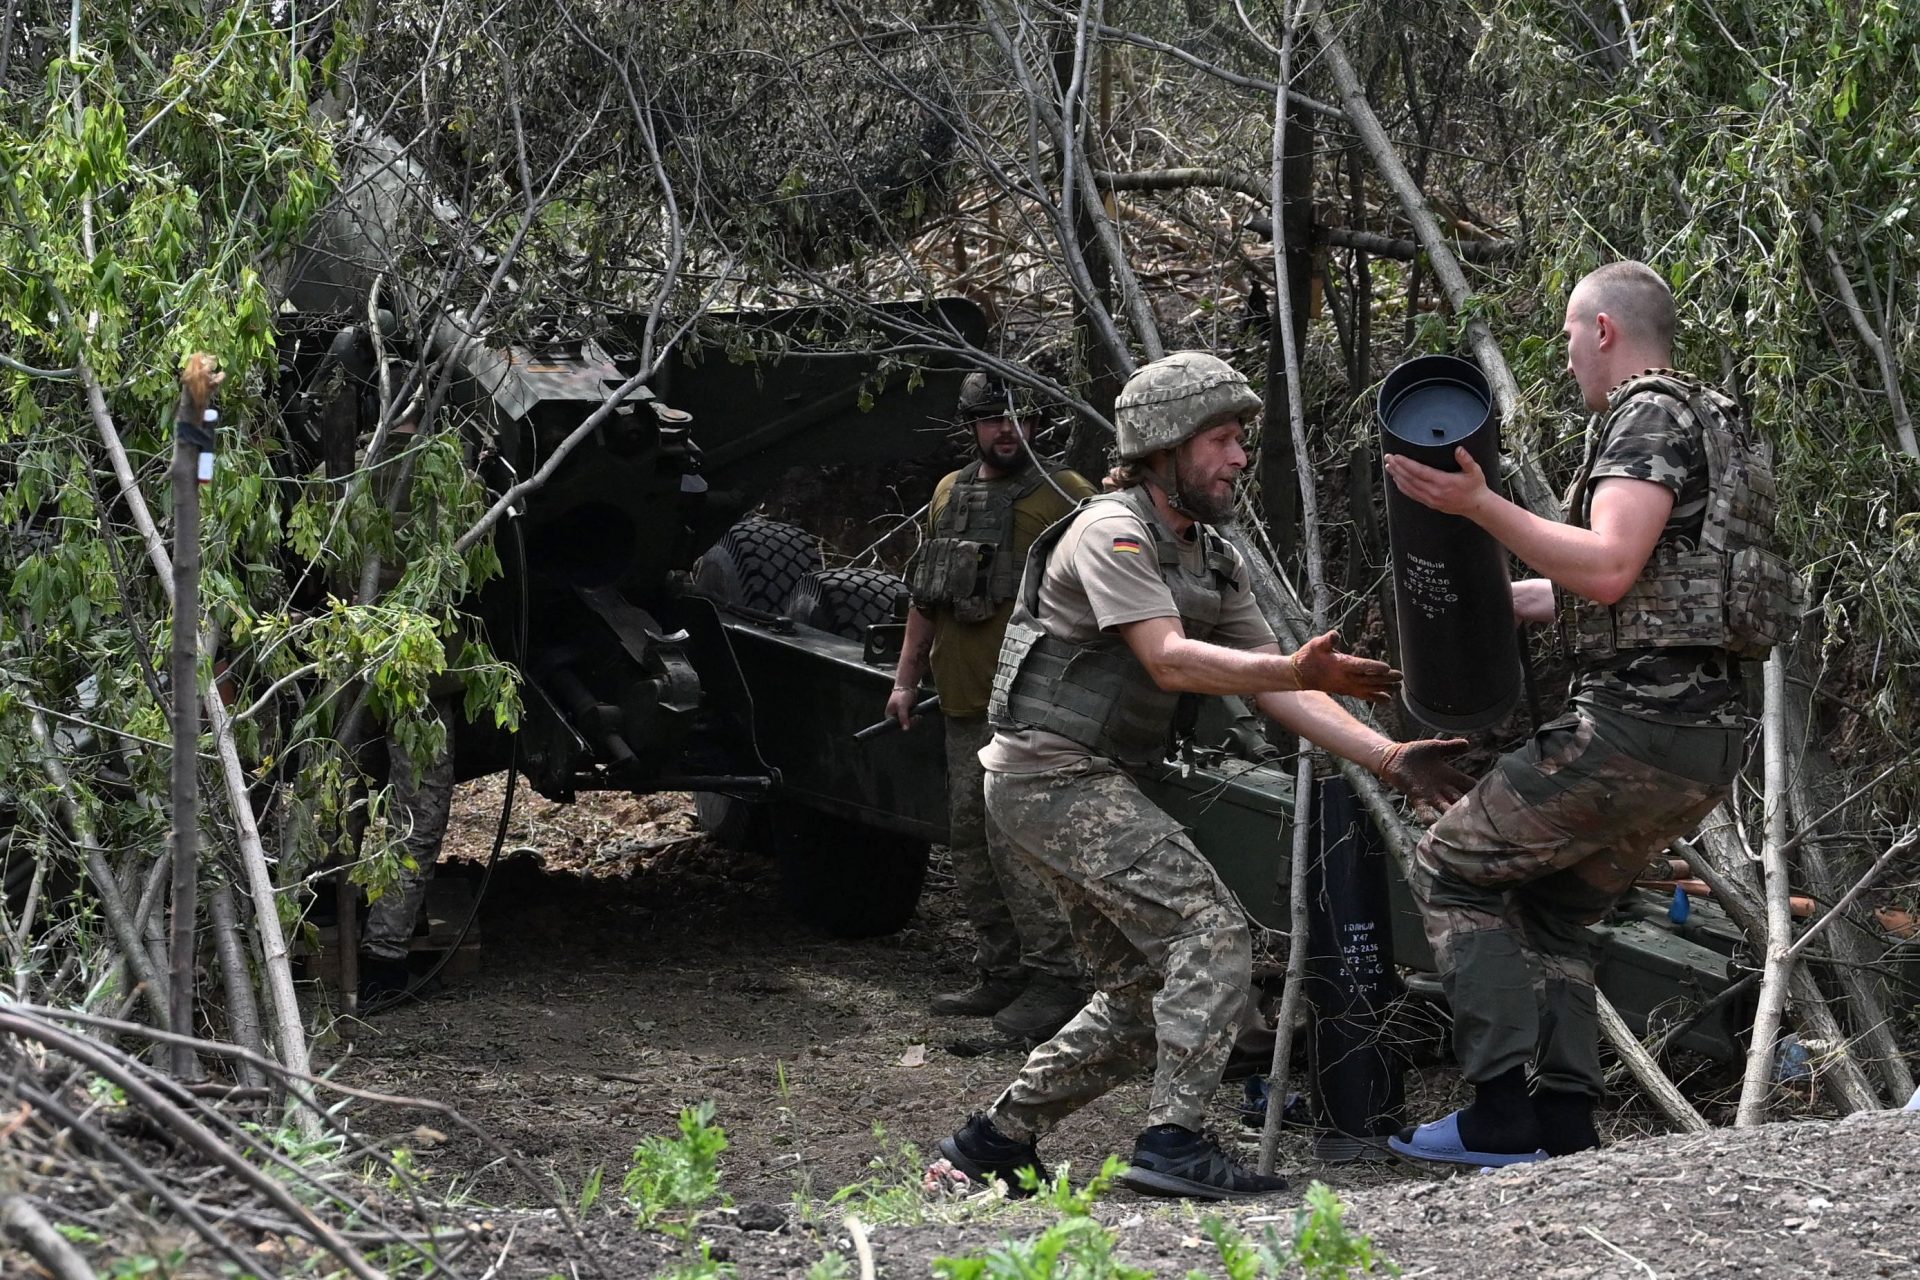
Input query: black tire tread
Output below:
<box><xmin>706</xmin><ymin>517</ymin><xmax>823</xmax><ymax>613</ymax></box>
<box><xmin>788</xmin><ymin>566</ymin><xmax>910</xmax><ymax>640</ymax></box>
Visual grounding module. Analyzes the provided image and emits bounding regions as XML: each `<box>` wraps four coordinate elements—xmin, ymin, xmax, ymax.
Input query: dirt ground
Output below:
<box><xmin>326</xmin><ymin>780</ymin><xmax>1919</xmax><ymax>1279</ymax></box>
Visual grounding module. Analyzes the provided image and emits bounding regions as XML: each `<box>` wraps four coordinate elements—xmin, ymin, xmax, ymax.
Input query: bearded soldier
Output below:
<box><xmin>889</xmin><ymin>373</ymin><xmax>1100</xmax><ymax>1041</ymax></box>
<box><xmin>934</xmin><ymin>351</ymin><xmax>1475</xmax><ymax>1201</ymax></box>
<box><xmin>1382</xmin><ymin>261</ymin><xmax>1801</xmax><ymax>1166</ymax></box>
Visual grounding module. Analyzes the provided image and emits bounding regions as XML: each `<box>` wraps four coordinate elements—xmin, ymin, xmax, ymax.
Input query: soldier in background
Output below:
<box><xmin>359</xmin><ymin>695</ymin><xmax>455</xmax><ymax>1003</ymax></box>
<box><xmin>1382</xmin><ymin>260</ymin><xmax>1796</xmax><ymax>1166</ymax></box>
<box><xmin>934</xmin><ymin>352</ymin><xmax>1474</xmax><ymax>1200</ymax></box>
<box><xmin>308</xmin><ymin>369</ymin><xmax>462</xmax><ymax>1009</ymax></box>
<box><xmin>888</xmin><ymin>373</ymin><xmax>1100</xmax><ymax>1043</ymax></box>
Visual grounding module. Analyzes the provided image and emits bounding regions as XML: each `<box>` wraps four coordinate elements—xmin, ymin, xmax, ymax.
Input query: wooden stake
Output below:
<box><xmin>1737</xmin><ymin>650</ymin><xmax>1798</xmax><ymax>1125</ymax></box>
<box><xmin>167</xmin><ymin>354</ymin><xmax>221</xmax><ymax>1077</ymax></box>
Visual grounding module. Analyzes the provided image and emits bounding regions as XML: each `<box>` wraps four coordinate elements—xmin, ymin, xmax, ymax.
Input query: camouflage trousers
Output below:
<box><xmin>945</xmin><ymin>715</ymin><xmax>1079</xmax><ymax>983</ymax></box>
<box><xmin>1411</xmin><ymin>703</ymin><xmax>1742</xmax><ymax>1096</ymax></box>
<box><xmin>363</xmin><ymin>703</ymin><xmax>456</xmax><ymax>963</ymax></box>
<box><xmin>981</xmin><ymin>758</ymin><xmax>1250</xmax><ymax>1138</ymax></box>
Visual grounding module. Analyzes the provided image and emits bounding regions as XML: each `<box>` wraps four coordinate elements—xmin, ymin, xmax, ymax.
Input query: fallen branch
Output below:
<box><xmin>1</xmin><ymin>1194</ymin><xmax>97</xmax><ymax>1280</ymax></box>
<box><xmin>1305</xmin><ymin>2</ymin><xmax>1561</xmax><ymax>521</ymax></box>
<box><xmin>1806</xmin><ymin>207</ymin><xmax>1918</xmax><ymax>460</ymax></box>
<box><xmin>1256</xmin><ymin>3</ymin><xmax>1316</xmax><ymax>1179</ymax></box>
<box><xmin>1091</xmin><ymin>21</ymin><xmax>1344</xmax><ymax>119</ymax></box>
<box><xmin>75</xmin><ymin>351</ymin><xmax>312</xmax><ymax>1106</ymax></box>
<box><xmin>1674</xmin><ymin>830</ymin><xmax>1884</xmax><ymax>1113</ymax></box>
<box><xmin>22</xmin><ymin>707</ymin><xmax>171</xmax><ymax>1028</ymax></box>
<box><xmin>1595</xmin><ymin>991</ymin><xmax>1709</xmax><ymax>1132</ymax></box>
<box><xmin>2</xmin><ymin>1012</ymin><xmax>386</xmax><ymax>1280</ymax></box>
<box><xmin>1781</xmin><ymin>829</ymin><xmax>1920</xmax><ymax>966</ymax></box>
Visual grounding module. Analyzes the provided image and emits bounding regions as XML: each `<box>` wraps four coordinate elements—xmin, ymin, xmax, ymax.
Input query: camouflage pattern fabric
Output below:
<box><xmin>980</xmin><ymin>759</ymin><xmax>1250</xmax><ymax>1139</ymax></box>
<box><xmin>944</xmin><ymin>715</ymin><xmax>1080</xmax><ymax>983</ymax></box>
<box><xmin>1568</xmin><ymin>376</ymin><xmax>1744</xmax><ymax>726</ymax></box>
<box><xmin>1112</xmin><ymin>350</ymin><xmax>1262</xmax><ymax>460</ymax></box>
<box><xmin>1410</xmin><ymin>705</ymin><xmax>1741</xmax><ymax>1094</ymax></box>
<box><xmin>363</xmin><ymin>702</ymin><xmax>457</xmax><ymax>963</ymax></box>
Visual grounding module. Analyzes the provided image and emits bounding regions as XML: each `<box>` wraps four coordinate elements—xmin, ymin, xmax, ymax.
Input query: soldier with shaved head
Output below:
<box><xmin>1382</xmin><ymin>261</ymin><xmax>1802</xmax><ymax>1168</ymax></box>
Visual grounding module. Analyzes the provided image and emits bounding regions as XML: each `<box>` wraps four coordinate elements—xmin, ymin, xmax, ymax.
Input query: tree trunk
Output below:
<box><xmin>167</xmin><ymin>383</ymin><xmax>207</xmax><ymax>1077</ymax></box>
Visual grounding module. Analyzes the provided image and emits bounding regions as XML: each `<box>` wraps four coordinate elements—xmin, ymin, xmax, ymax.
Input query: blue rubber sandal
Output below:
<box><xmin>1387</xmin><ymin>1110</ymin><xmax>1547</xmax><ymax>1169</ymax></box>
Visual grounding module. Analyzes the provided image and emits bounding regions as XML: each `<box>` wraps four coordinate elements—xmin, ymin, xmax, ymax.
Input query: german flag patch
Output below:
<box><xmin>1111</xmin><ymin>535</ymin><xmax>1143</xmax><ymax>555</ymax></box>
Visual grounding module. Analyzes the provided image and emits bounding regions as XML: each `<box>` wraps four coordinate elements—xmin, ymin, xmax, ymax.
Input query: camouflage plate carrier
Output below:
<box><xmin>1562</xmin><ymin>371</ymin><xmax>1806</xmax><ymax>662</ymax></box>
<box><xmin>989</xmin><ymin>486</ymin><xmax>1237</xmax><ymax>768</ymax></box>
<box><xmin>908</xmin><ymin>461</ymin><xmax>1070</xmax><ymax>623</ymax></box>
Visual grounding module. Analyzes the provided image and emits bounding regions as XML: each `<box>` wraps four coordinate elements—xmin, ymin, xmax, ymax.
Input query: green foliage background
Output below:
<box><xmin>1474</xmin><ymin>0</ymin><xmax>1920</xmax><ymax>775</ymax></box>
<box><xmin>0</xmin><ymin>1</ymin><xmax>515</xmax><ymax>1011</ymax></box>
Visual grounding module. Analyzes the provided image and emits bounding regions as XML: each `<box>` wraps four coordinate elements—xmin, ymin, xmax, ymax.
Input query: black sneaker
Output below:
<box><xmin>1119</xmin><ymin>1124</ymin><xmax>1289</xmax><ymax>1201</ymax></box>
<box><xmin>936</xmin><ymin>1113</ymin><xmax>1042</xmax><ymax>1195</ymax></box>
<box><xmin>931</xmin><ymin>974</ymin><xmax>1027</xmax><ymax>1017</ymax></box>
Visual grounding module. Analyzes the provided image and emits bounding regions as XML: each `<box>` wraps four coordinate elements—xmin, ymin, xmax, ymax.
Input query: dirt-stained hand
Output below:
<box><xmin>886</xmin><ymin>686</ymin><xmax>922</xmax><ymax>730</ymax></box>
<box><xmin>1378</xmin><ymin>737</ymin><xmax>1476</xmax><ymax>821</ymax></box>
<box><xmin>1289</xmin><ymin>631</ymin><xmax>1402</xmax><ymax>703</ymax></box>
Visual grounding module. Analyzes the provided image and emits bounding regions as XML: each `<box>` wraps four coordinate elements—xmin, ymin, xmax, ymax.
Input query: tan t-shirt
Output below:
<box><xmin>925</xmin><ymin>467</ymin><xmax>1098</xmax><ymax>717</ymax></box>
<box><xmin>979</xmin><ymin>496</ymin><xmax>1276</xmax><ymax>773</ymax></box>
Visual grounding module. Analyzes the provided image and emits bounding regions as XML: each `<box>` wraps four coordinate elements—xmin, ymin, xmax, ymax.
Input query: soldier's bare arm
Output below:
<box><xmin>1383</xmin><ymin>447</ymin><xmax>1673</xmax><ymax>603</ymax></box>
<box><xmin>1511</xmin><ymin>578</ymin><xmax>1557</xmax><ymax>622</ymax></box>
<box><xmin>1115</xmin><ymin>618</ymin><xmax>1400</xmax><ymax>702</ymax></box>
<box><xmin>886</xmin><ymin>606</ymin><xmax>936</xmax><ymax>727</ymax></box>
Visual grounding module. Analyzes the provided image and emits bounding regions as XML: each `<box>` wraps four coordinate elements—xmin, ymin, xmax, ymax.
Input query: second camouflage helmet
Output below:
<box><xmin>1112</xmin><ymin>351</ymin><xmax>1262</xmax><ymax>460</ymax></box>
<box><xmin>954</xmin><ymin>371</ymin><xmax>1034</xmax><ymax>426</ymax></box>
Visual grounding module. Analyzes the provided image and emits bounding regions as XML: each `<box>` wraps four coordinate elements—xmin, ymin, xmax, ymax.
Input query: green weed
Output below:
<box><xmin>102</xmin><ymin>1251</ymin><xmax>186</xmax><ymax>1280</ymax></box>
<box><xmin>807</xmin><ymin>1251</ymin><xmax>854</xmax><ymax>1280</ymax></box>
<box><xmin>576</xmin><ymin>1163</ymin><xmax>605</xmax><ymax>1218</ymax></box>
<box><xmin>624</xmin><ymin>1102</ymin><xmax>731</xmax><ymax>1236</ymax></box>
<box><xmin>932</xmin><ymin>1215</ymin><xmax>1150</xmax><ymax>1280</ymax></box>
<box><xmin>1193</xmin><ymin>1182</ymin><xmax>1397</xmax><ymax>1279</ymax></box>
<box><xmin>657</xmin><ymin>1239</ymin><xmax>736</xmax><ymax>1280</ymax></box>
<box><xmin>931</xmin><ymin>1158</ymin><xmax>1139</xmax><ymax>1280</ymax></box>
<box><xmin>826</xmin><ymin>1122</ymin><xmax>935</xmax><ymax>1226</ymax></box>
<box><xmin>1018</xmin><ymin>1155</ymin><xmax>1127</xmax><ymax>1216</ymax></box>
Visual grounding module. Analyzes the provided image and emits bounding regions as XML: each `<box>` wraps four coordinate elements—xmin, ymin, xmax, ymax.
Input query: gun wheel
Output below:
<box><xmin>772</xmin><ymin>805</ymin><xmax>928</xmax><ymax>938</ymax></box>
<box><xmin>788</xmin><ymin>567</ymin><xmax>910</xmax><ymax>640</ymax></box>
<box><xmin>692</xmin><ymin>516</ymin><xmax>823</xmax><ymax>614</ymax></box>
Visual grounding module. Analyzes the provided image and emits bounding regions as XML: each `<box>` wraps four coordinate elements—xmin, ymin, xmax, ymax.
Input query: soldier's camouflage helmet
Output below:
<box><xmin>955</xmin><ymin>371</ymin><xmax>1035</xmax><ymax>426</ymax></box>
<box><xmin>1113</xmin><ymin>351</ymin><xmax>1261</xmax><ymax>460</ymax></box>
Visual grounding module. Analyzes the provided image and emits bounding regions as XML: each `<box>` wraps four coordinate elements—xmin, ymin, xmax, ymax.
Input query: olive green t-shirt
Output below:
<box><xmin>925</xmin><ymin>466</ymin><xmax>1098</xmax><ymax>717</ymax></box>
<box><xmin>979</xmin><ymin>496</ymin><xmax>1276</xmax><ymax>774</ymax></box>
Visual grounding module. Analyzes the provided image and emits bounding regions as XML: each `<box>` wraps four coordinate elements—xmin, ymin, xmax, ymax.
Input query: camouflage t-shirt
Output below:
<box><xmin>1570</xmin><ymin>379</ymin><xmax>1745</xmax><ymax>727</ymax></box>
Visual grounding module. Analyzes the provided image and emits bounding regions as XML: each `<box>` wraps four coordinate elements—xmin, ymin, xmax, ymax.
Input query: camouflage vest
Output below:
<box><xmin>1561</xmin><ymin>371</ymin><xmax>1805</xmax><ymax>662</ymax></box>
<box><xmin>907</xmin><ymin>461</ymin><xmax>1067</xmax><ymax>623</ymax></box>
<box><xmin>988</xmin><ymin>485</ymin><xmax>1238</xmax><ymax>769</ymax></box>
